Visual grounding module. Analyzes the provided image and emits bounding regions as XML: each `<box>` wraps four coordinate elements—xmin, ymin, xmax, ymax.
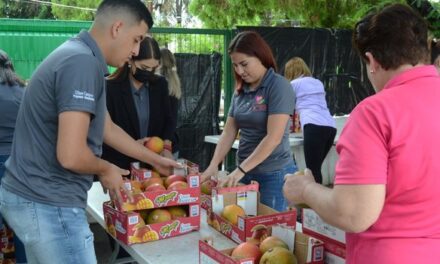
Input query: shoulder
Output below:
<box><xmin>150</xmin><ymin>76</ymin><xmax>168</xmax><ymax>92</ymax></box>
<box><xmin>106</xmin><ymin>77</ymin><xmax>129</xmax><ymax>96</ymax></box>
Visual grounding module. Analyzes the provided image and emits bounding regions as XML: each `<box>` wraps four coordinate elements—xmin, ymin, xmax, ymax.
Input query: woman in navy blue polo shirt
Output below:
<box><xmin>201</xmin><ymin>31</ymin><xmax>297</xmax><ymax>212</ymax></box>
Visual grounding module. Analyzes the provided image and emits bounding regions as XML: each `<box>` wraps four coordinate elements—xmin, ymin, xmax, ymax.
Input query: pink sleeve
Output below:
<box><xmin>334</xmin><ymin>101</ymin><xmax>389</xmax><ymax>185</ymax></box>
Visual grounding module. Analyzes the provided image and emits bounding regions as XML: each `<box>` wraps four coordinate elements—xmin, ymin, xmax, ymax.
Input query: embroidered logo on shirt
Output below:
<box><xmin>73</xmin><ymin>90</ymin><xmax>95</xmax><ymax>102</ymax></box>
<box><xmin>253</xmin><ymin>95</ymin><xmax>267</xmax><ymax>111</ymax></box>
<box><xmin>255</xmin><ymin>95</ymin><xmax>265</xmax><ymax>104</ymax></box>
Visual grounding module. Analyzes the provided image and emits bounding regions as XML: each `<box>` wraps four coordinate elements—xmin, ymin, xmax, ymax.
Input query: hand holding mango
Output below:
<box><xmin>282</xmin><ymin>168</ymin><xmax>316</xmax><ymax>208</ymax></box>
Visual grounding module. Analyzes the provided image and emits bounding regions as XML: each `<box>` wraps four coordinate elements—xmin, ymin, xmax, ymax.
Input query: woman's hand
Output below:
<box><xmin>218</xmin><ymin>169</ymin><xmax>245</xmax><ymax>187</ymax></box>
<box><xmin>283</xmin><ymin>169</ymin><xmax>315</xmax><ymax>205</ymax></box>
<box><xmin>201</xmin><ymin>165</ymin><xmax>219</xmax><ymax>183</ymax></box>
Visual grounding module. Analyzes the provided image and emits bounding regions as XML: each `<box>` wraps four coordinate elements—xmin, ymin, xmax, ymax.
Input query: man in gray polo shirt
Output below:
<box><xmin>0</xmin><ymin>1</ymin><xmax>179</xmax><ymax>263</ymax></box>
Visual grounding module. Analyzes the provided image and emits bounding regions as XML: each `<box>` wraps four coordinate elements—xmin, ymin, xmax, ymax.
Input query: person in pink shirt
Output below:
<box><xmin>431</xmin><ymin>39</ymin><xmax>439</xmax><ymax>73</ymax></box>
<box><xmin>283</xmin><ymin>4</ymin><xmax>440</xmax><ymax>264</ymax></box>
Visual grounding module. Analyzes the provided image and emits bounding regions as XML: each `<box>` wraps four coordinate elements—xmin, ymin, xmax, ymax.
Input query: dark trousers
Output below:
<box><xmin>303</xmin><ymin>124</ymin><xmax>337</xmax><ymax>184</ymax></box>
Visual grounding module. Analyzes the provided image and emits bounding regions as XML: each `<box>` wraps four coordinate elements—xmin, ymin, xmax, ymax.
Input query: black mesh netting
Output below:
<box><xmin>174</xmin><ymin>52</ymin><xmax>222</xmax><ymax>169</ymax></box>
<box><xmin>237</xmin><ymin>26</ymin><xmax>375</xmax><ymax>115</ymax></box>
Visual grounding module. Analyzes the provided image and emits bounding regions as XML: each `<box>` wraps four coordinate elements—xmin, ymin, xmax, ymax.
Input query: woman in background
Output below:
<box><xmin>0</xmin><ymin>49</ymin><xmax>27</xmax><ymax>264</ymax></box>
<box><xmin>159</xmin><ymin>48</ymin><xmax>182</xmax><ymax>159</ymax></box>
<box><xmin>284</xmin><ymin>57</ymin><xmax>336</xmax><ymax>184</ymax></box>
<box><xmin>201</xmin><ymin>31</ymin><xmax>297</xmax><ymax>212</ymax></box>
<box><xmin>284</xmin><ymin>4</ymin><xmax>440</xmax><ymax>263</ymax></box>
<box><xmin>103</xmin><ymin>36</ymin><xmax>175</xmax><ymax>172</ymax></box>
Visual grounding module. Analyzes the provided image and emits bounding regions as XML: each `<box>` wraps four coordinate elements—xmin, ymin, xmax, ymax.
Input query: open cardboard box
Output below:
<box><xmin>103</xmin><ymin>201</ymin><xmax>200</xmax><ymax>245</ymax></box>
<box><xmin>117</xmin><ymin>159</ymin><xmax>201</xmax><ymax>212</ymax></box>
<box><xmin>131</xmin><ymin>158</ymin><xmax>200</xmax><ymax>181</ymax></box>
<box><xmin>199</xmin><ymin>225</ymin><xmax>324</xmax><ymax>264</ymax></box>
<box><xmin>115</xmin><ymin>176</ymin><xmax>200</xmax><ymax>212</ymax></box>
<box><xmin>301</xmin><ymin>209</ymin><xmax>346</xmax><ymax>264</ymax></box>
<box><xmin>207</xmin><ymin>182</ymin><xmax>296</xmax><ymax>244</ymax></box>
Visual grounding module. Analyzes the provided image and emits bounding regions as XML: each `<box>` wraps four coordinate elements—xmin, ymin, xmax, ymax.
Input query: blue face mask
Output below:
<box><xmin>133</xmin><ymin>67</ymin><xmax>159</xmax><ymax>84</ymax></box>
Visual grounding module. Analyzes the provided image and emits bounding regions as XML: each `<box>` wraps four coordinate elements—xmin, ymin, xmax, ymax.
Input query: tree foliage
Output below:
<box><xmin>51</xmin><ymin>0</ymin><xmax>98</xmax><ymax>20</ymax></box>
<box><xmin>189</xmin><ymin>0</ymin><xmax>438</xmax><ymax>31</ymax></box>
<box><xmin>0</xmin><ymin>0</ymin><xmax>54</xmax><ymax>19</ymax></box>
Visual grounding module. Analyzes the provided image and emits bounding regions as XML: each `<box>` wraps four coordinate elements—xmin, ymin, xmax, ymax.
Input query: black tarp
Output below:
<box><xmin>174</xmin><ymin>52</ymin><xmax>222</xmax><ymax>169</ymax></box>
<box><xmin>237</xmin><ymin>27</ymin><xmax>375</xmax><ymax>115</ymax></box>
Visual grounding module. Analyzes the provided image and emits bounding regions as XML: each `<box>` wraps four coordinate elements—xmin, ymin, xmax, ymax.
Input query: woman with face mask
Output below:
<box><xmin>102</xmin><ymin>36</ymin><xmax>175</xmax><ymax>261</ymax></box>
<box><xmin>103</xmin><ymin>36</ymin><xmax>175</xmax><ymax>172</ymax></box>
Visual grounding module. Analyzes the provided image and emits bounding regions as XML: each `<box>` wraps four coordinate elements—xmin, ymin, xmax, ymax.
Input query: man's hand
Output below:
<box><xmin>152</xmin><ymin>157</ymin><xmax>181</xmax><ymax>176</ymax></box>
<box><xmin>283</xmin><ymin>169</ymin><xmax>316</xmax><ymax>205</ymax></box>
<box><xmin>136</xmin><ymin>137</ymin><xmax>149</xmax><ymax>146</ymax></box>
<box><xmin>98</xmin><ymin>163</ymin><xmax>130</xmax><ymax>205</ymax></box>
<box><xmin>161</xmin><ymin>149</ymin><xmax>175</xmax><ymax>160</ymax></box>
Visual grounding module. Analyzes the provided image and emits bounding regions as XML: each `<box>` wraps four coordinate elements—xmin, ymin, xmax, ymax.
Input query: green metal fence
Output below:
<box><xmin>0</xmin><ymin>18</ymin><xmax>235</xmax><ymax>119</ymax></box>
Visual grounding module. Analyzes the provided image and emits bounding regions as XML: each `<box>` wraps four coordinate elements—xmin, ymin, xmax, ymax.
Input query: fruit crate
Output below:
<box><xmin>199</xmin><ymin>240</ymin><xmax>257</xmax><ymax>264</ymax></box>
<box><xmin>117</xmin><ymin>158</ymin><xmax>201</xmax><ymax>212</ymax></box>
<box><xmin>199</xmin><ymin>225</ymin><xmax>324</xmax><ymax>264</ymax></box>
<box><xmin>103</xmin><ymin>201</ymin><xmax>200</xmax><ymax>245</ymax></box>
<box><xmin>115</xmin><ymin>176</ymin><xmax>200</xmax><ymax>212</ymax></box>
<box><xmin>208</xmin><ymin>183</ymin><xmax>297</xmax><ymax>244</ymax></box>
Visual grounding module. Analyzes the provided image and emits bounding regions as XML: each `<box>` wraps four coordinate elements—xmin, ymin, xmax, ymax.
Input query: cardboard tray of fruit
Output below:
<box><xmin>207</xmin><ymin>182</ymin><xmax>297</xmax><ymax>244</ymax></box>
<box><xmin>115</xmin><ymin>175</ymin><xmax>201</xmax><ymax>212</ymax></box>
<box><xmin>104</xmin><ymin>201</ymin><xmax>200</xmax><ymax>245</ymax></box>
<box><xmin>116</xmin><ymin>158</ymin><xmax>201</xmax><ymax>212</ymax></box>
<box><xmin>199</xmin><ymin>225</ymin><xmax>324</xmax><ymax>264</ymax></box>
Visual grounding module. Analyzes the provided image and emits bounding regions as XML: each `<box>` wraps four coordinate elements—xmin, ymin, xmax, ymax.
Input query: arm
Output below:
<box><xmin>284</xmin><ymin>101</ymin><xmax>388</xmax><ymax>232</ymax></box>
<box><xmin>103</xmin><ymin>112</ymin><xmax>179</xmax><ymax>175</ymax></box>
<box><xmin>57</xmin><ymin>111</ymin><xmax>128</xmax><ymax>202</ymax></box>
<box><xmin>220</xmin><ymin>113</ymin><xmax>289</xmax><ymax>187</ymax></box>
<box><xmin>283</xmin><ymin>169</ymin><xmax>385</xmax><ymax>232</ymax></box>
<box><xmin>201</xmin><ymin>116</ymin><xmax>238</xmax><ymax>182</ymax></box>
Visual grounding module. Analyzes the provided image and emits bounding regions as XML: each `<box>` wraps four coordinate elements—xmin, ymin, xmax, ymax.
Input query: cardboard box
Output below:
<box><xmin>199</xmin><ymin>240</ymin><xmax>257</xmax><ymax>264</ymax></box>
<box><xmin>199</xmin><ymin>225</ymin><xmax>324</xmax><ymax>264</ymax></box>
<box><xmin>116</xmin><ymin>176</ymin><xmax>200</xmax><ymax>212</ymax></box>
<box><xmin>201</xmin><ymin>193</ymin><xmax>212</xmax><ymax>211</ymax></box>
<box><xmin>117</xmin><ymin>158</ymin><xmax>201</xmax><ymax>212</ymax></box>
<box><xmin>301</xmin><ymin>209</ymin><xmax>346</xmax><ymax>263</ymax></box>
<box><xmin>103</xmin><ymin>201</ymin><xmax>200</xmax><ymax>245</ymax></box>
<box><xmin>131</xmin><ymin>158</ymin><xmax>200</xmax><ymax>181</ymax></box>
<box><xmin>208</xmin><ymin>183</ymin><xmax>296</xmax><ymax>244</ymax></box>
<box><xmin>130</xmin><ymin>162</ymin><xmax>154</xmax><ymax>181</ymax></box>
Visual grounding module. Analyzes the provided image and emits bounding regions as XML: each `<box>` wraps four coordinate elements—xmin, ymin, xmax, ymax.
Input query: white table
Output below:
<box><xmin>204</xmin><ymin>115</ymin><xmax>348</xmax><ymax>185</ymax></box>
<box><xmin>87</xmin><ymin>182</ymin><xmax>236</xmax><ymax>264</ymax></box>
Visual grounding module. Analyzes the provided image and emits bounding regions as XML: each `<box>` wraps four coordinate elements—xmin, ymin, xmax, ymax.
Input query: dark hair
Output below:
<box><xmin>353</xmin><ymin>4</ymin><xmax>429</xmax><ymax>70</ymax></box>
<box><xmin>96</xmin><ymin>0</ymin><xmax>153</xmax><ymax>29</ymax></box>
<box><xmin>431</xmin><ymin>39</ymin><xmax>440</xmax><ymax>64</ymax></box>
<box><xmin>0</xmin><ymin>49</ymin><xmax>25</xmax><ymax>87</ymax></box>
<box><xmin>108</xmin><ymin>36</ymin><xmax>160</xmax><ymax>81</ymax></box>
<box><xmin>228</xmin><ymin>31</ymin><xmax>277</xmax><ymax>93</ymax></box>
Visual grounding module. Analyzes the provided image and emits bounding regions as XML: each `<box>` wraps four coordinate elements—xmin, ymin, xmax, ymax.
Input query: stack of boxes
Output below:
<box><xmin>103</xmin><ymin>159</ymin><xmax>201</xmax><ymax>245</ymax></box>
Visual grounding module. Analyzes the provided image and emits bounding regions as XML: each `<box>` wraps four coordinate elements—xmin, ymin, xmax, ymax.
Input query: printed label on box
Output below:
<box><xmin>302</xmin><ymin>209</ymin><xmax>345</xmax><ymax>244</ymax></box>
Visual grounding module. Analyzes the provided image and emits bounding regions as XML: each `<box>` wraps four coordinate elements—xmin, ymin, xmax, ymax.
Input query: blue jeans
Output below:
<box><xmin>240</xmin><ymin>161</ymin><xmax>297</xmax><ymax>212</ymax></box>
<box><xmin>0</xmin><ymin>186</ymin><xmax>97</xmax><ymax>264</ymax></box>
<box><xmin>0</xmin><ymin>155</ymin><xmax>27</xmax><ymax>264</ymax></box>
